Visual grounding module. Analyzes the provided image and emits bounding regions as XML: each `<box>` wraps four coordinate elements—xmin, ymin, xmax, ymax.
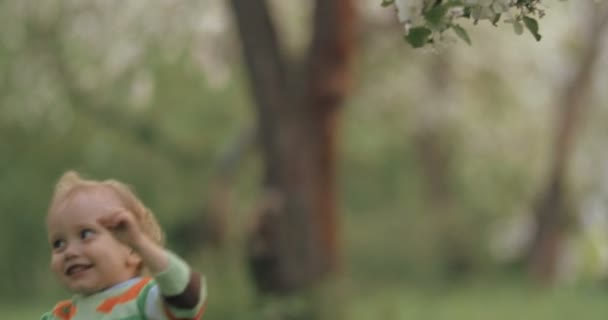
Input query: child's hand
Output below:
<box><xmin>99</xmin><ymin>209</ymin><xmax>169</xmax><ymax>274</ymax></box>
<box><xmin>98</xmin><ymin>209</ymin><xmax>146</xmax><ymax>251</ymax></box>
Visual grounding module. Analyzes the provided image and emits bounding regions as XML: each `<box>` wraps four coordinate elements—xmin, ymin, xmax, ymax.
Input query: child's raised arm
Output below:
<box><xmin>99</xmin><ymin>209</ymin><xmax>207</xmax><ymax>319</ymax></box>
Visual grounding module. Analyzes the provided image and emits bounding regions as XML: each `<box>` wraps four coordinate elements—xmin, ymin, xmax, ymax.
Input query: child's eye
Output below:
<box><xmin>52</xmin><ymin>239</ymin><xmax>65</xmax><ymax>250</ymax></box>
<box><xmin>80</xmin><ymin>229</ymin><xmax>94</xmax><ymax>239</ymax></box>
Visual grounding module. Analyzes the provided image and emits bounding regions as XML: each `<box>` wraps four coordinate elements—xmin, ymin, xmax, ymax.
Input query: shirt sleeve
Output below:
<box><xmin>142</xmin><ymin>251</ymin><xmax>207</xmax><ymax>320</ymax></box>
<box><xmin>39</xmin><ymin>312</ymin><xmax>53</xmax><ymax>320</ymax></box>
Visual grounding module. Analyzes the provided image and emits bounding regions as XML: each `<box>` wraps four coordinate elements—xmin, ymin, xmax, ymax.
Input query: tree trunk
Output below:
<box><xmin>413</xmin><ymin>53</ymin><xmax>472</xmax><ymax>278</ymax></box>
<box><xmin>230</xmin><ymin>0</ymin><xmax>356</xmax><ymax>293</ymax></box>
<box><xmin>527</xmin><ymin>6</ymin><xmax>608</xmax><ymax>283</ymax></box>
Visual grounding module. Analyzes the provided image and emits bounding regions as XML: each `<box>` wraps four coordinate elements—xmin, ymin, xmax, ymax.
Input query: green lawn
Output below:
<box><xmin>4</xmin><ymin>282</ymin><xmax>607</xmax><ymax>320</ymax></box>
<box><xmin>348</xmin><ymin>282</ymin><xmax>607</xmax><ymax>320</ymax></box>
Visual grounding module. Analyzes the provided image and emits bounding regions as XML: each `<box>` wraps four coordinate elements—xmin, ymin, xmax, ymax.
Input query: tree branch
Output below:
<box><xmin>307</xmin><ymin>0</ymin><xmax>356</xmax><ymax>110</ymax></box>
<box><xmin>304</xmin><ymin>0</ymin><xmax>357</xmax><ymax>274</ymax></box>
<box><xmin>229</xmin><ymin>0</ymin><xmax>291</xmax><ymax>186</ymax></box>
<box><xmin>551</xmin><ymin>3</ymin><xmax>608</xmax><ymax>177</ymax></box>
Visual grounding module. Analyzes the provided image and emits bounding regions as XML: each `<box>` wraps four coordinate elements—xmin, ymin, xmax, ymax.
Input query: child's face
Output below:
<box><xmin>47</xmin><ymin>187</ymin><xmax>141</xmax><ymax>295</ymax></box>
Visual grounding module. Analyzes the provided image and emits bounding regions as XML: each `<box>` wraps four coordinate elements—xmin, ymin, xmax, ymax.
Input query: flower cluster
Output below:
<box><xmin>382</xmin><ymin>0</ymin><xmax>546</xmax><ymax>48</ymax></box>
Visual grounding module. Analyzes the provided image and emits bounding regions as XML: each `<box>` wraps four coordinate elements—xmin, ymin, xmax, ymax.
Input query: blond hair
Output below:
<box><xmin>49</xmin><ymin>170</ymin><xmax>165</xmax><ymax>247</ymax></box>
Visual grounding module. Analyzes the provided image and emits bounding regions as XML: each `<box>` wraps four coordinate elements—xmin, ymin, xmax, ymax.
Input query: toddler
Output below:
<box><xmin>40</xmin><ymin>171</ymin><xmax>207</xmax><ymax>320</ymax></box>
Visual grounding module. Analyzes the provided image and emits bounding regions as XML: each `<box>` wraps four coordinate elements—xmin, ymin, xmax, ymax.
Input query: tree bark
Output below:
<box><xmin>306</xmin><ymin>0</ymin><xmax>356</xmax><ymax>277</ymax></box>
<box><xmin>527</xmin><ymin>6</ymin><xmax>608</xmax><ymax>283</ymax></box>
<box><xmin>230</xmin><ymin>0</ymin><xmax>356</xmax><ymax>293</ymax></box>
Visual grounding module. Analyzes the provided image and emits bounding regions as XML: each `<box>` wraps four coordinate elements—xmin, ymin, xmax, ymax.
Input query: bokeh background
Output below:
<box><xmin>2</xmin><ymin>0</ymin><xmax>608</xmax><ymax>319</ymax></box>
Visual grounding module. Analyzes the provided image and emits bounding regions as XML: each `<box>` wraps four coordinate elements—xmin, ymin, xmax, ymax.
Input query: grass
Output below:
<box><xmin>6</xmin><ymin>280</ymin><xmax>608</xmax><ymax>320</ymax></box>
<box><xmin>347</xmin><ymin>280</ymin><xmax>608</xmax><ymax>320</ymax></box>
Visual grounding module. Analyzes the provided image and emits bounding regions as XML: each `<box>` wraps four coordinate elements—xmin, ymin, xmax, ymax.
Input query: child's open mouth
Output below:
<box><xmin>65</xmin><ymin>264</ymin><xmax>93</xmax><ymax>276</ymax></box>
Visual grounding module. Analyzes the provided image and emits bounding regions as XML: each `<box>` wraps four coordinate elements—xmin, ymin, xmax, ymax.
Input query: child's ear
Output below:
<box><xmin>127</xmin><ymin>250</ymin><xmax>142</xmax><ymax>271</ymax></box>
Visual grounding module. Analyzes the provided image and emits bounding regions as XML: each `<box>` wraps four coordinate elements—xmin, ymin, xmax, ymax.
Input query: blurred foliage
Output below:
<box><xmin>384</xmin><ymin>0</ymin><xmax>547</xmax><ymax>48</ymax></box>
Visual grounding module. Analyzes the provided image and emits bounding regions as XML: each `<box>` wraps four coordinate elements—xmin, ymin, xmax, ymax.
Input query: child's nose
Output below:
<box><xmin>63</xmin><ymin>243</ymin><xmax>82</xmax><ymax>259</ymax></box>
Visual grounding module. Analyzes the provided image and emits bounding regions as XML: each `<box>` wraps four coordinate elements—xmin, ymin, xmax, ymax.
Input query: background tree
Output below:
<box><xmin>527</xmin><ymin>2</ymin><xmax>608</xmax><ymax>284</ymax></box>
<box><xmin>230</xmin><ymin>0</ymin><xmax>356</xmax><ymax>293</ymax></box>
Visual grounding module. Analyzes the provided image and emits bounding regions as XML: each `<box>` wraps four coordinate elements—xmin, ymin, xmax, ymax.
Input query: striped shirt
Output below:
<box><xmin>40</xmin><ymin>251</ymin><xmax>207</xmax><ymax>320</ymax></box>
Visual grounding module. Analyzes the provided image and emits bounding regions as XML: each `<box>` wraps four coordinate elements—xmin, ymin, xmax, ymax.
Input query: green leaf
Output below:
<box><xmin>405</xmin><ymin>27</ymin><xmax>432</xmax><ymax>48</ymax></box>
<box><xmin>424</xmin><ymin>4</ymin><xmax>448</xmax><ymax>28</ymax></box>
<box><xmin>513</xmin><ymin>21</ymin><xmax>524</xmax><ymax>35</ymax></box>
<box><xmin>381</xmin><ymin>0</ymin><xmax>394</xmax><ymax>7</ymax></box>
<box><xmin>522</xmin><ymin>16</ymin><xmax>542</xmax><ymax>41</ymax></box>
<box><xmin>492</xmin><ymin>13</ymin><xmax>501</xmax><ymax>26</ymax></box>
<box><xmin>452</xmin><ymin>25</ymin><xmax>471</xmax><ymax>45</ymax></box>
<box><xmin>447</xmin><ymin>0</ymin><xmax>464</xmax><ymax>6</ymax></box>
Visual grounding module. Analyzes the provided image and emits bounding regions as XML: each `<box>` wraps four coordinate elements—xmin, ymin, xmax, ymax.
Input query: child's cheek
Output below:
<box><xmin>50</xmin><ymin>256</ymin><xmax>63</xmax><ymax>277</ymax></box>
